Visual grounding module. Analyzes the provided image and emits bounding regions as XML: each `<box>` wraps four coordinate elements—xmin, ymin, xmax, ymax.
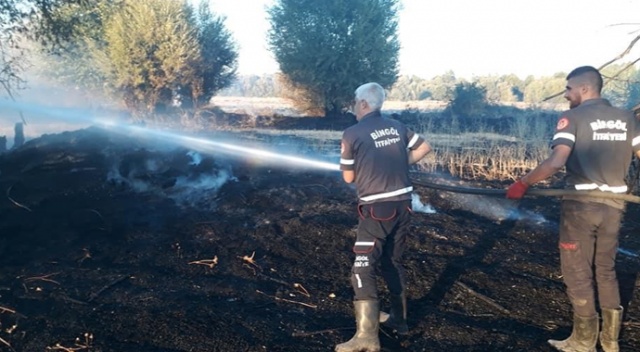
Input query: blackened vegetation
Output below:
<box><xmin>0</xmin><ymin>127</ymin><xmax>639</xmax><ymax>352</ymax></box>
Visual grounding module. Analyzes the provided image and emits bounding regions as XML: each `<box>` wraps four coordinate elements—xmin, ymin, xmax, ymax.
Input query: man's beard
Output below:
<box><xmin>569</xmin><ymin>99</ymin><xmax>581</xmax><ymax>109</ymax></box>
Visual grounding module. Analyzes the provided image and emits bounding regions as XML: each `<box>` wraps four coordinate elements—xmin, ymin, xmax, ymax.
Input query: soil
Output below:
<box><xmin>1</xmin><ymin>120</ymin><xmax>640</xmax><ymax>352</ymax></box>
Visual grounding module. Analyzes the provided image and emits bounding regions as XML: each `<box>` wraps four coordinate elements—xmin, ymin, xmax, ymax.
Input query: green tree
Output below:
<box><xmin>601</xmin><ymin>63</ymin><xmax>640</xmax><ymax>109</ymax></box>
<box><xmin>0</xmin><ymin>0</ymin><xmax>96</xmax><ymax>97</ymax></box>
<box><xmin>268</xmin><ymin>0</ymin><xmax>400</xmax><ymax>116</ymax></box>
<box><xmin>425</xmin><ymin>70</ymin><xmax>457</xmax><ymax>101</ymax></box>
<box><xmin>447</xmin><ymin>81</ymin><xmax>489</xmax><ymax>118</ymax></box>
<box><xmin>182</xmin><ymin>1</ymin><xmax>237</xmax><ymax>108</ymax></box>
<box><xmin>102</xmin><ymin>0</ymin><xmax>201</xmax><ymax>113</ymax></box>
<box><xmin>37</xmin><ymin>0</ymin><xmax>237</xmax><ymax>114</ymax></box>
<box><xmin>522</xmin><ymin>74</ymin><xmax>566</xmax><ymax>103</ymax></box>
<box><xmin>32</xmin><ymin>1</ymin><xmax>118</xmax><ymax>92</ymax></box>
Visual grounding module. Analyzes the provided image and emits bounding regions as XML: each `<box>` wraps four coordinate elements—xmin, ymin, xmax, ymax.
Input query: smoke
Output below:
<box><xmin>418</xmin><ymin>175</ymin><xmax>549</xmax><ymax>224</ymax></box>
<box><xmin>106</xmin><ymin>149</ymin><xmax>236</xmax><ymax>210</ymax></box>
<box><xmin>412</xmin><ymin>193</ymin><xmax>436</xmax><ymax>213</ymax></box>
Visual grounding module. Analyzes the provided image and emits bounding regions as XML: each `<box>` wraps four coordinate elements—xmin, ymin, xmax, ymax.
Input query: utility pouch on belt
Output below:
<box><xmin>358</xmin><ymin>202</ymin><xmax>398</xmax><ymax>221</ymax></box>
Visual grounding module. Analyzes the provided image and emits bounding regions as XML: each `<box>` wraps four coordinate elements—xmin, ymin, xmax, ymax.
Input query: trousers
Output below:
<box><xmin>351</xmin><ymin>200</ymin><xmax>412</xmax><ymax>300</ymax></box>
<box><xmin>559</xmin><ymin>199</ymin><xmax>624</xmax><ymax>317</ymax></box>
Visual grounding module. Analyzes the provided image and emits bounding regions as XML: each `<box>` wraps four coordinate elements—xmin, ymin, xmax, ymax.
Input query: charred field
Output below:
<box><xmin>0</xmin><ymin>123</ymin><xmax>640</xmax><ymax>352</ymax></box>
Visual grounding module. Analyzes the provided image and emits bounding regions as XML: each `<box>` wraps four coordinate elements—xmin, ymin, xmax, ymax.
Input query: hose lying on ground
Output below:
<box><xmin>411</xmin><ymin>179</ymin><xmax>640</xmax><ymax>204</ymax></box>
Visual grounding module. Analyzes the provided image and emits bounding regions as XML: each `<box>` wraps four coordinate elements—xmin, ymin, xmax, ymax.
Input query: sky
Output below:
<box><xmin>206</xmin><ymin>0</ymin><xmax>640</xmax><ymax>79</ymax></box>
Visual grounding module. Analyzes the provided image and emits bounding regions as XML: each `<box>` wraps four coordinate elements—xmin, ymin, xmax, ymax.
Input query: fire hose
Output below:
<box><xmin>411</xmin><ymin>179</ymin><xmax>640</xmax><ymax>204</ymax></box>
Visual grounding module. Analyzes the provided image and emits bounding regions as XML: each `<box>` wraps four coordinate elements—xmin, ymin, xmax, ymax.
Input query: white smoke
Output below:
<box><xmin>412</xmin><ymin>193</ymin><xmax>436</xmax><ymax>214</ymax></box>
<box><xmin>106</xmin><ymin>150</ymin><xmax>235</xmax><ymax>210</ymax></box>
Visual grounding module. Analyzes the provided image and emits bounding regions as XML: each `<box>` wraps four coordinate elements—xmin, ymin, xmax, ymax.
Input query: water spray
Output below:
<box><xmin>95</xmin><ymin>119</ymin><xmax>340</xmax><ymax>172</ymax></box>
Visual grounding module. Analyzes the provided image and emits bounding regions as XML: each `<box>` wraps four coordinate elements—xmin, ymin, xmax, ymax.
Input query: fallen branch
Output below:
<box><xmin>24</xmin><ymin>272</ymin><xmax>61</xmax><ymax>285</ymax></box>
<box><xmin>454</xmin><ymin>281</ymin><xmax>511</xmax><ymax>315</ymax></box>
<box><xmin>189</xmin><ymin>256</ymin><xmax>218</xmax><ymax>268</ymax></box>
<box><xmin>0</xmin><ymin>336</ymin><xmax>13</xmax><ymax>351</ymax></box>
<box><xmin>0</xmin><ymin>306</ymin><xmax>16</xmax><ymax>314</ymax></box>
<box><xmin>6</xmin><ymin>185</ymin><xmax>32</xmax><ymax>212</ymax></box>
<box><xmin>255</xmin><ymin>290</ymin><xmax>317</xmax><ymax>309</ymax></box>
<box><xmin>46</xmin><ymin>333</ymin><xmax>93</xmax><ymax>351</ymax></box>
<box><xmin>87</xmin><ymin>275</ymin><xmax>129</xmax><ymax>302</ymax></box>
<box><xmin>293</xmin><ymin>283</ymin><xmax>310</xmax><ymax>298</ymax></box>
<box><xmin>57</xmin><ymin>294</ymin><xmax>89</xmax><ymax>306</ymax></box>
<box><xmin>256</xmin><ymin>274</ymin><xmax>311</xmax><ymax>297</ymax></box>
<box><xmin>239</xmin><ymin>251</ymin><xmax>259</xmax><ymax>267</ymax></box>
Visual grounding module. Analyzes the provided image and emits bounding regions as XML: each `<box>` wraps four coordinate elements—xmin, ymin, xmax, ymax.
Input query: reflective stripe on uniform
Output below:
<box><xmin>355</xmin><ymin>241</ymin><xmax>375</xmax><ymax>246</ymax></box>
<box><xmin>340</xmin><ymin>158</ymin><xmax>354</xmax><ymax>165</ymax></box>
<box><xmin>355</xmin><ymin>274</ymin><xmax>363</xmax><ymax>288</ymax></box>
<box><xmin>574</xmin><ymin>183</ymin><xmax>628</xmax><ymax>193</ymax></box>
<box><xmin>360</xmin><ymin>186</ymin><xmax>413</xmax><ymax>202</ymax></box>
<box><xmin>554</xmin><ymin>132</ymin><xmax>576</xmax><ymax>142</ymax></box>
<box><xmin>633</xmin><ymin>136</ymin><xmax>640</xmax><ymax>146</ymax></box>
<box><xmin>407</xmin><ymin>134</ymin><xmax>420</xmax><ymax>149</ymax></box>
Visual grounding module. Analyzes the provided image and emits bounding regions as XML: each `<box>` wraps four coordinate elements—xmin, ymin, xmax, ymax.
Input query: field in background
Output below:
<box><xmin>209</xmin><ymin>96</ymin><xmax>564</xmax><ymax>116</ymax></box>
<box><xmin>208</xmin><ymin>97</ymin><xmax>557</xmax><ymax>181</ymax></box>
<box><xmin>210</xmin><ymin>96</ymin><xmax>449</xmax><ymax>116</ymax></box>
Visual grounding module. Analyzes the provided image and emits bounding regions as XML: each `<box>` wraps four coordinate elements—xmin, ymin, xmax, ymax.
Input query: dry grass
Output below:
<box><xmin>195</xmin><ymin>98</ymin><xmax>557</xmax><ymax>182</ymax></box>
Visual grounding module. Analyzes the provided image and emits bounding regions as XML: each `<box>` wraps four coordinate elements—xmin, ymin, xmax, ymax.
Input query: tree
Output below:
<box><xmin>268</xmin><ymin>0</ymin><xmax>400</xmax><ymax>116</ymax></box>
<box><xmin>601</xmin><ymin>63</ymin><xmax>640</xmax><ymax>109</ymax></box>
<box><xmin>182</xmin><ymin>1</ymin><xmax>237</xmax><ymax>108</ymax></box>
<box><xmin>102</xmin><ymin>0</ymin><xmax>201</xmax><ymax>113</ymax></box>
<box><xmin>37</xmin><ymin>0</ymin><xmax>237</xmax><ymax>114</ymax></box>
<box><xmin>447</xmin><ymin>82</ymin><xmax>489</xmax><ymax>118</ymax></box>
<box><xmin>0</xmin><ymin>0</ymin><xmax>95</xmax><ymax>98</ymax></box>
<box><xmin>425</xmin><ymin>70</ymin><xmax>457</xmax><ymax>101</ymax></box>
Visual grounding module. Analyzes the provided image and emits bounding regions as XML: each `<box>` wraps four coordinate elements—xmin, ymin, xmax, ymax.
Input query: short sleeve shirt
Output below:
<box><xmin>551</xmin><ymin>98</ymin><xmax>640</xmax><ymax>207</ymax></box>
<box><xmin>340</xmin><ymin>111</ymin><xmax>425</xmax><ymax>204</ymax></box>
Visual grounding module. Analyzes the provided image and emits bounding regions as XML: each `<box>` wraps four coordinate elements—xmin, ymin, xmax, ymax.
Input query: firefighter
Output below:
<box><xmin>336</xmin><ymin>82</ymin><xmax>431</xmax><ymax>352</ymax></box>
<box><xmin>507</xmin><ymin>66</ymin><xmax>640</xmax><ymax>352</ymax></box>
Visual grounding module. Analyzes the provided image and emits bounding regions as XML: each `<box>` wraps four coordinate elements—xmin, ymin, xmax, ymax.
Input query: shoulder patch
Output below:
<box><xmin>556</xmin><ymin>117</ymin><xmax>569</xmax><ymax>130</ymax></box>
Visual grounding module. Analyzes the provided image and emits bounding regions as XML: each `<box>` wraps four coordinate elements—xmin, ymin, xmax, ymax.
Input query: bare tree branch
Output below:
<box><xmin>543</xmin><ymin>33</ymin><xmax>640</xmax><ymax>102</ymax></box>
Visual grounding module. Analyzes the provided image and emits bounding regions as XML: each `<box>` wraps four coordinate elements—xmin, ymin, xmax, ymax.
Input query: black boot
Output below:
<box><xmin>548</xmin><ymin>313</ymin><xmax>598</xmax><ymax>352</ymax></box>
<box><xmin>335</xmin><ymin>300</ymin><xmax>380</xmax><ymax>352</ymax></box>
<box><xmin>380</xmin><ymin>293</ymin><xmax>408</xmax><ymax>335</ymax></box>
<box><xmin>600</xmin><ymin>307</ymin><xmax>623</xmax><ymax>352</ymax></box>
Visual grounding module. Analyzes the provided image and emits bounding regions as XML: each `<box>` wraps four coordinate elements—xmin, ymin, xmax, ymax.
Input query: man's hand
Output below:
<box><xmin>506</xmin><ymin>179</ymin><xmax>529</xmax><ymax>199</ymax></box>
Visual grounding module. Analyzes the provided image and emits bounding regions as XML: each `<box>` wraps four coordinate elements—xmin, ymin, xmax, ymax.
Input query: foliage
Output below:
<box><xmin>181</xmin><ymin>1</ymin><xmax>237</xmax><ymax>108</ymax></box>
<box><xmin>601</xmin><ymin>64</ymin><xmax>640</xmax><ymax>110</ymax></box>
<box><xmin>102</xmin><ymin>0</ymin><xmax>201</xmax><ymax>113</ymax></box>
<box><xmin>34</xmin><ymin>0</ymin><xmax>237</xmax><ymax>115</ymax></box>
<box><xmin>268</xmin><ymin>0</ymin><xmax>400</xmax><ymax>116</ymax></box>
<box><xmin>447</xmin><ymin>82</ymin><xmax>489</xmax><ymax>118</ymax></box>
<box><xmin>0</xmin><ymin>0</ymin><xmax>96</xmax><ymax>98</ymax></box>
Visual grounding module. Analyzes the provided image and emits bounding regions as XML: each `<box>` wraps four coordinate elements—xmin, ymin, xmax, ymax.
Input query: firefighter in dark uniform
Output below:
<box><xmin>507</xmin><ymin>66</ymin><xmax>640</xmax><ymax>352</ymax></box>
<box><xmin>336</xmin><ymin>82</ymin><xmax>431</xmax><ymax>352</ymax></box>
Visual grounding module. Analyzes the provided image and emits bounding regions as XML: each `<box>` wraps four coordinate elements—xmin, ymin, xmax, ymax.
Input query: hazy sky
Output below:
<box><xmin>206</xmin><ymin>0</ymin><xmax>640</xmax><ymax>79</ymax></box>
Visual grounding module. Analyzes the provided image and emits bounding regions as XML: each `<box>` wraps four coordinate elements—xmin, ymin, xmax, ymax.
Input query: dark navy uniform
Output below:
<box><xmin>340</xmin><ymin>110</ymin><xmax>425</xmax><ymax>300</ymax></box>
<box><xmin>551</xmin><ymin>98</ymin><xmax>640</xmax><ymax>317</ymax></box>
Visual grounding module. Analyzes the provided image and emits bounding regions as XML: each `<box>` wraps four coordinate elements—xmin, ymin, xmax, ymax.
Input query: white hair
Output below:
<box><xmin>355</xmin><ymin>82</ymin><xmax>385</xmax><ymax>111</ymax></box>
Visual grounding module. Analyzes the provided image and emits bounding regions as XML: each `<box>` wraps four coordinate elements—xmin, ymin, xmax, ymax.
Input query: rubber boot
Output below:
<box><xmin>600</xmin><ymin>307</ymin><xmax>623</xmax><ymax>352</ymax></box>
<box><xmin>379</xmin><ymin>294</ymin><xmax>408</xmax><ymax>335</ymax></box>
<box><xmin>548</xmin><ymin>313</ymin><xmax>599</xmax><ymax>352</ymax></box>
<box><xmin>335</xmin><ymin>300</ymin><xmax>380</xmax><ymax>352</ymax></box>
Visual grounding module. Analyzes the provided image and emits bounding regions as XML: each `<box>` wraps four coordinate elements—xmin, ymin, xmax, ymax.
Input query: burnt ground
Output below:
<box><xmin>0</xmin><ymin>125</ymin><xmax>640</xmax><ymax>352</ymax></box>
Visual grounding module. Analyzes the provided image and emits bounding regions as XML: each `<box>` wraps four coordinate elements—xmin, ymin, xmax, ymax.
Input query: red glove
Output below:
<box><xmin>506</xmin><ymin>179</ymin><xmax>529</xmax><ymax>199</ymax></box>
